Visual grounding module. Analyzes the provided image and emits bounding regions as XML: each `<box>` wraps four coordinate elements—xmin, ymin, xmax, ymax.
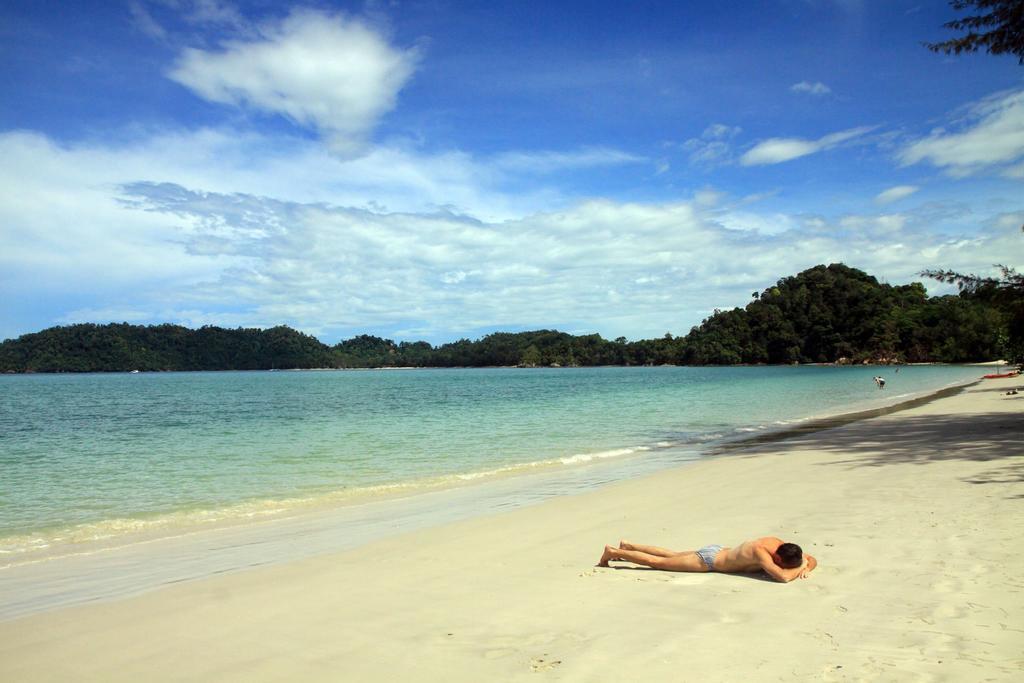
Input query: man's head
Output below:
<box><xmin>773</xmin><ymin>543</ymin><xmax>803</xmax><ymax>568</ymax></box>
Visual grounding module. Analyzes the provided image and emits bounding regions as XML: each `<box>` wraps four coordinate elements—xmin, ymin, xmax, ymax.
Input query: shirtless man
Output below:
<box><xmin>597</xmin><ymin>536</ymin><xmax>817</xmax><ymax>583</ymax></box>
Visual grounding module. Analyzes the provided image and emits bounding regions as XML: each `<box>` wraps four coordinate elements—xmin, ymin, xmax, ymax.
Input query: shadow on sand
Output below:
<box><xmin>600</xmin><ymin>565</ymin><xmax>777</xmax><ymax>583</ymax></box>
<box><xmin>716</xmin><ymin>394</ymin><xmax>1023</xmax><ymax>498</ymax></box>
<box><xmin>766</xmin><ymin>411</ymin><xmax>1021</xmax><ymax>468</ymax></box>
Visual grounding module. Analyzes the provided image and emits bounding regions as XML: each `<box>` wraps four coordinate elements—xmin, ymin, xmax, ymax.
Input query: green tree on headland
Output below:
<box><xmin>681</xmin><ymin>264</ymin><xmax>1005</xmax><ymax>365</ymax></box>
<box><xmin>922</xmin><ymin>264</ymin><xmax>1024</xmax><ymax>362</ymax></box>
<box><xmin>0</xmin><ymin>264</ymin><xmax>1009</xmax><ymax>372</ymax></box>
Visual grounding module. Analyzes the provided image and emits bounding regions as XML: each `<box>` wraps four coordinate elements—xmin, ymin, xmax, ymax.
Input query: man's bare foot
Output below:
<box><xmin>597</xmin><ymin>545</ymin><xmax>615</xmax><ymax>567</ymax></box>
<box><xmin>619</xmin><ymin>540</ymin><xmax>635</xmax><ymax>551</ymax></box>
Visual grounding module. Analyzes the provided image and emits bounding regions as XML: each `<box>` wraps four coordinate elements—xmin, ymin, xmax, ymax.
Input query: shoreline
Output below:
<box><xmin>0</xmin><ymin>371</ymin><xmax>983</xmax><ymax>571</ymax></box>
<box><xmin>2</xmin><ymin>359</ymin><xmax>1012</xmax><ymax>374</ymax></box>
<box><xmin>0</xmin><ymin>377</ymin><xmax>1020</xmax><ymax>679</ymax></box>
<box><xmin>710</xmin><ymin>378</ymin><xmax>978</xmax><ymax>454</ymax></box>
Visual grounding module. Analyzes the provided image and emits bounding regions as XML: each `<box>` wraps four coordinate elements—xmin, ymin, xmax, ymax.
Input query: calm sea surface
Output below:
<box><xmin>0</xmin><ymin>365</ymin><xmax>983</xmax><ymax>557</ymax></box>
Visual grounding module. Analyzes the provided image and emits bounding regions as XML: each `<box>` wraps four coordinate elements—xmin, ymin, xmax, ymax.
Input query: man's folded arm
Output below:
<box><xmin>756</xmin><ymin>548</ymin><xmax>805</xmax><ymax>583</ymax></box>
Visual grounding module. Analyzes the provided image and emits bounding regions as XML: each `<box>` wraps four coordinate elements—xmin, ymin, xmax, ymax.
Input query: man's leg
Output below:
<box><xmin>619</xmin><ymin>540</ymin><xmax>679</xmax><ymax>557</ymax></box>
<box><xmin>598</xmin><ymin>545</ymin><xmax>709</xmax><ymax>572</ymax></box>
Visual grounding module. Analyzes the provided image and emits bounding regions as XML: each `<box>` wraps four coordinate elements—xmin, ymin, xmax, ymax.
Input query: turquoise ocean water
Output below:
<box><xmin>0</xmin><ymin>365</ymin><xmax>984</xmax><ymax>559</ymax></box>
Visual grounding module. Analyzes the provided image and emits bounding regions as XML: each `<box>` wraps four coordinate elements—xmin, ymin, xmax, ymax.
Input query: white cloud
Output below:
<box><xmin>168</xmin><ymin>9</ymin><xmax>419</xmax><ymax>156</ymax></box>
<box><xmin>790</xmin><ymin>81</ymin><xmax>831</xmax><ymax>96</ymax></box>
<box><xmin>2</xmin><ymin>129</ymin><xmax>1020</xmax><ymax>344</ymax></box>
<box><xmin>899</xmin><ymin>89</ymin><xmax>1024</xmax><ymax>176</ymax></box>
<box><xmin>682</xmin><ymin>123</ymin><xmax>742</xmax><ymax>165</ymax></box>
<box><xmin>185</xmin><ymin>0</ymin><xmax>246</xmax><ymax>28</ymax></box>
<box><xmin>717</xmin><ymin>211</ymin><xmax>801</xmax><ymax>236</ymax></box>
<box><xmin>739</xmin><ymin>190</ymin><xmax>779</xmax><ymax>205</ymax></box>
<box><xmin>741</xmin><ymin>139</ymin><xmax>818</xmax><ymax>165</ymax></box>
<box><xmin>58</xmin><ymin>307</ymin><xmax>156</xmax><ymax>324</ymax></box>
<box><xmin>131</xmin><ymin>1</ymin><xmax>250</xmax><ymax>43</ymax></box>
<box><xmin>740</xmin><ymin>126</ymin><xmax>874</xmax><ymax>166</ymax></box>
<box><xmin>703</xmin><ymin>124</ymin><xmax>742</xmax><ymax>139</ymax></box>
<box><xmin>491</xmin><ymin>147</ymin><xmax>647</xmax><ymax>174</ymax></box>
<box><xmin>874</xmin><ymin>185</ymin><xmax>919</xmax><ymax>204</ymax></box>
<box><xmin>129</xmin><ymin>1</ymin><xmax>168</xmax><ymax>40</ymax></box>
<box><xmin>993</xmin><ymin>211</ymin><xmax>1024</xmax><ymax>230</ymax></box>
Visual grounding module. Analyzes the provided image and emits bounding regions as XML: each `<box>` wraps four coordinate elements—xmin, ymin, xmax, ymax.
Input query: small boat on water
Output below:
<box><xmin>982</xmin><ymin>371</ymin><xmax>1019</xmax><ymax>379</ymax></box>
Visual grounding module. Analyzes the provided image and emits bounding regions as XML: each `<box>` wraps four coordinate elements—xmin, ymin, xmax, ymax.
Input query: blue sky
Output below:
<box><xmin>1</xmin><ymin>1</ymin><xmax>1022</xmax><ymax>344</ymax></box>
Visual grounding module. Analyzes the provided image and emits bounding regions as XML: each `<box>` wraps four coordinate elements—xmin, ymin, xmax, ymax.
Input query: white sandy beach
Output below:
<box><xmin>1</xmin><ymin>376</ymin><xmax>1021</xmax><ymax>681</ymax></box>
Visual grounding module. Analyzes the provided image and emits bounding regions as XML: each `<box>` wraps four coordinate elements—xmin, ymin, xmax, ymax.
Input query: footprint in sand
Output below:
<box><xmin>531</xmin><ymin>655</ymin><xmax>562</xmax><ymax>672</ymax></box>
<box><xmin>820</xmin><ymin>664</ymin><xmax>844</xmax><ymax>681</ymax></box>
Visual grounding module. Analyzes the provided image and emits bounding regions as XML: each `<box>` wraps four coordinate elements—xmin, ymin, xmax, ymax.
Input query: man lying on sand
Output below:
<box><xmin>598</xmin><ymin>536</ymin><xmax>817</xmax><ymax>583</ymax></box>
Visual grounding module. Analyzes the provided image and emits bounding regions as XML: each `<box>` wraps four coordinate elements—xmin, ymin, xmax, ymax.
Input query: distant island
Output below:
<box><xmin>1</xmin><ymin>264</ymin><xmax>1013</xmax><ymax>373</ymax></box>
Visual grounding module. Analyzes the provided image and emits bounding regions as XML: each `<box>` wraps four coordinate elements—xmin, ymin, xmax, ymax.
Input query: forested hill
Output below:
<box><xmin>0</xmin><ymin>264</ymin><xmax>1011</xmax><ymax>373</ymax></box>
<box><xmin>681</xmin><ymin>263</ymin><xmax>1007</xmax><ymax>364</ymax></box>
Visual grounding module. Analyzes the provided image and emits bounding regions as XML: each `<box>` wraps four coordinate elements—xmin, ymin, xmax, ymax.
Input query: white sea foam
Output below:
<box><xmin>560</xmin><ymin>446</ymin><xmax>649</xmax><ymax>464</ymax></box>
<box><xmin>694</xmin><ymin>432</ymin><xmax>724</xmax><ymax>442</ymax></box>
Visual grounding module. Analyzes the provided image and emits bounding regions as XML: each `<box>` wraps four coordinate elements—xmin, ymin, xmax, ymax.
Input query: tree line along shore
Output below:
<box><xmin>2</xmin><ymin>264</ymin><xmax>1019</xmax><ymax>373</ymax></box>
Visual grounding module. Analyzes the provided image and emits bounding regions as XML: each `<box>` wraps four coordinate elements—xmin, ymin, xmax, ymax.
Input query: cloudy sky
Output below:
<box><xmin>1</xmin><ymin>1</ymin><xmax>1022</xmax><ymax>344</ymax></box>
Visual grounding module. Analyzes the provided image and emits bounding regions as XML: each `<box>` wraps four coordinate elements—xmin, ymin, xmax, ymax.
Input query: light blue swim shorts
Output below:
<box><xmin>696</xmin><ymin>544</ymin><xmax>723</xmax><ymax>570</ymax></box>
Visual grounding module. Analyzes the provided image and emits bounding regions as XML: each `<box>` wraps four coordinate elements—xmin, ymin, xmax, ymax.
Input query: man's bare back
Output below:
<box><xmin>597</xmin><ymin>536</ymin><xmax>817</xmax><ymax>583</ymax></box>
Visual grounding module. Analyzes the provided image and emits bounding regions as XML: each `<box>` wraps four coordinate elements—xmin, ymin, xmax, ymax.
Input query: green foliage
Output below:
<box><xmin>922</xmin><ymin>264</ymin><xmax>1024</xmax><ymax>362</ymax></box>
<box><xmin>925</xmin><ymin>0</ymin><xmax>1024</xmax><ymax>64</ymax></box>
<box><xmin>425</xmin><ymin>330</ymin><xmax>626</xmax><ymax>367</ymax></box>
<box><xmin>333</xmin><ymin>335</ymin><xmax>400</xmax><ymax>368</ymax></box>
<box><xmin>681</xmin><ymin>264</ymin><xmax>1007</xmax><ymax>365</ymax></box>
<box><xmin>0</xmin><ymin>264</ymin><xmax>1010</xmax><ymax>373</ymax></box>
<box><xmin>0</xmin><ymin>323</ymin><xmax>333</xmax><ymax>373</ymax></box>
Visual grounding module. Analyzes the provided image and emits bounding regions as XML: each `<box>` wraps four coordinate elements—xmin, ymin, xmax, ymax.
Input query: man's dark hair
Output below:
<box><xmin>776</xmin><ymin>543</ymin><xmax>803</xmax><ymax>568</ymax></box>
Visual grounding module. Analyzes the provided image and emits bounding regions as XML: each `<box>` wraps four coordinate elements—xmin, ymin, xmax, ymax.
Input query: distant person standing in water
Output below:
<box><xmin>874</xmin><ymin>376</ymin><xmax>886</xmax><ymax>389</ymax></box>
